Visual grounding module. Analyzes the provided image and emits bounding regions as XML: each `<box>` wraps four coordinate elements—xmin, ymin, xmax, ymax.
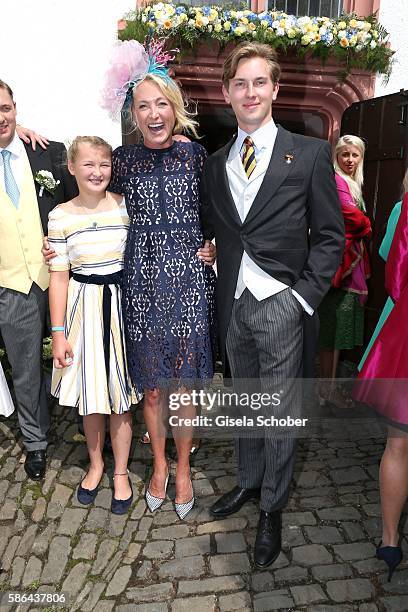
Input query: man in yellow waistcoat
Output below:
<box><xmin>0</xmin><ymin>79</ymin><xmax>77</xmax><ymax>479</ymax></box>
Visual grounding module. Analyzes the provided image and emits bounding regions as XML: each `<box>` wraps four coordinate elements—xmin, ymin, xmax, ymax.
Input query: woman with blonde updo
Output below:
<box><xmin>318</xmin><ymin>135</ymin><xmax>372</xmax><ymax>406</ymax></box>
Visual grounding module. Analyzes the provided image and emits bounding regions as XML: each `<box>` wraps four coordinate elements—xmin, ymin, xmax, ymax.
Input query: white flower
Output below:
<box><xmin>35</xmin><ymin>170</ymin><xmax>60</xmax><ymax>196</ymax></box>
<box><xmin>370</xmin><ymin>40</ymin><xmax>377</xmax><ymax>49</ymax></box>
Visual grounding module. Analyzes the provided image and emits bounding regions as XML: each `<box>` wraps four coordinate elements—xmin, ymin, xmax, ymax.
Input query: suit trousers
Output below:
<box><xmin>226</xmin><ymin>288</ymin><xmax>303</xmax><ymax>512</ymax></box>
<box><xmin>0</xmin><ymin>283</ymin><xmax>49</xmax><ymax>451</ymax></box>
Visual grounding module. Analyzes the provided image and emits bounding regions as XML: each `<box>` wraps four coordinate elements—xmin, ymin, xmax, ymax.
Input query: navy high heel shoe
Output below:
<box><xmin>111</xmin><ymin>470</ymin><xmax>133</xmax><ymax>515</ymax></box>
<box><xmin>376</xmin><ymin>543</ymin><xmax>403</xmax><ymax>582</ymax></box>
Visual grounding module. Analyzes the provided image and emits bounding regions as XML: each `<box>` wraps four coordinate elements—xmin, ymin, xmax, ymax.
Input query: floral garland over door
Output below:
<box><xmin>119</xmin><ymin>2</ymin><xmax>393</xmax><ymax>77</ymax></box>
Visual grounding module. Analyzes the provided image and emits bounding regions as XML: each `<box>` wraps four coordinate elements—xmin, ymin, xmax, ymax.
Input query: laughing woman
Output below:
<box><xmin>103</xmin><ymin>40</ymin><xmax>216</xmax><ymax>519</ymax></box>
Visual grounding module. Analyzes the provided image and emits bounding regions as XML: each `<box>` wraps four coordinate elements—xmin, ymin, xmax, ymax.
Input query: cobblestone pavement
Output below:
<box><xmin>0</xmin><ymin>400</ymin><xmax>407</xmax><ymax>612</ymax></box>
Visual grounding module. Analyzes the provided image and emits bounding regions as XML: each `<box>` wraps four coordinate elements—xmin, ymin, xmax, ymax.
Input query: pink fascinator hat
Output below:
<box><xmin>101</xmin><ymin>38</ymin><xmax>177</xmax><ymax>121</ymax></box>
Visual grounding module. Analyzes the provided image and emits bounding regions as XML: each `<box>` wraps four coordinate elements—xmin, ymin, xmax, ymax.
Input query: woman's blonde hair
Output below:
<box><xmin>333</xmin><ymin>134</ymin><xmax>365</xmax><ymax>206</ymax></box>
<box><xmin>68</xmin><ymin>135</ymin><xmax>112</xmax><ymax>163</ymax></box>
<box><xmin>129</xmin><ymin>73</ymin><xmax>199</xmax><ymax>139</ymax></box>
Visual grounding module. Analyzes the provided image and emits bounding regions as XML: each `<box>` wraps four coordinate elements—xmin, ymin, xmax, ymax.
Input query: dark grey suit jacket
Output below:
<box><xmin>200</xmin><ymin>125</ymin><xmax>345</xmax><ymax>374</ymax></box>
<box><xmin>23</xmin><ymin>140</ymin><xmax>78</xmax><ymax>234</ymax></box>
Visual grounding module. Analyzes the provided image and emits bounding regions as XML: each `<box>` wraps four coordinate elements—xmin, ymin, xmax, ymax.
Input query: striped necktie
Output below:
<box><xmin>1</xmin><ymin>150</ymin><xmax>20</xmax><ymax>208</ymax></box>
<box><xmin>241</xmin><ymin>136</ymin><xmax>256</xmax><ymax>179</ymax></box>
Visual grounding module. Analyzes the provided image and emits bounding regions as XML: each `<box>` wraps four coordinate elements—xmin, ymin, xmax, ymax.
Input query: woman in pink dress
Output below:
<box><xmin>356</xmin><ymin>191</ymin><xmax>408</xmax><ymax>580</ymax></box>
<box><xmin>318</xmin><ymin>135</ymin><xmax>371</xmax><ymax>406</ymax></box>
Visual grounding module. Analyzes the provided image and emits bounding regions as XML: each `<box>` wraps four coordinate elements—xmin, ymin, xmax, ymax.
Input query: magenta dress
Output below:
<box><xmin>355</xmin><ymin>193</ymin><xmax>408</xmax><ymax>427</ymax></box>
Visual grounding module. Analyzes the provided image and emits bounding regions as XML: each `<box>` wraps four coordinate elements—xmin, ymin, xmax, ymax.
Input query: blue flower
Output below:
<box><xmin>176</xmin><ymin>6</ymin><xmax>186</xmax><ymax>15</ymax></box>
<box><xmin>224</xmin><ymin>11</ymin><xmax>231</xmax><ymax>20</ymax></box>
<box><xmin>262</xmin><ymin>14</ymin><xmax>273</xmax><ymax>26</ymax></box>
<box><xmin>247</xmin><ymin>12</ymin><xmax>258</xmax><ymax>22</ymax></box>
<box><xmin>202</xmin><ymin>6</ymin><xmax>211</xmax><ymax>16</ymax></box>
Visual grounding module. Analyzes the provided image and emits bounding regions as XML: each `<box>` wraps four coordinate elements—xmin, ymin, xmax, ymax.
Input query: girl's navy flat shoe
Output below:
<box><xmin>111</xmin><ymin>470</ymin><xmax>133</xmax><ymax>515</ymax></box>
<box><xmin>77</xmin><ymin>479</ymin><xmax>100</xmax><ymax>505</ymax></box>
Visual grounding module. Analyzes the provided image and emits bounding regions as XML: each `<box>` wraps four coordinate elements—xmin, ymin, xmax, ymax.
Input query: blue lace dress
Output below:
<box><xmin>110</xmin><ymin>141</ymin><xmax>216</xmax><ymax>392</ymax></box>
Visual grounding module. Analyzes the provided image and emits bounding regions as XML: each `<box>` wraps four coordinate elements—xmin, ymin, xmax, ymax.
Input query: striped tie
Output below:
<box><xmin>1</xmin><ymin>150</ymin><xmax>20</xmax><ymax>208</ymax></box>
<box><xmin>241</xmin><ymin>136</ymin><xmax>256</xmax><ymax>179</ymax></box>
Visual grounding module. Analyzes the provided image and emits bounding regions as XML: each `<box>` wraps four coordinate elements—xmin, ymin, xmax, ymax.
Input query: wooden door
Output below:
<box><xmin>341</xmin><ymin>90</ymin><xmax>408</xmax><ymax>360</ymax></box>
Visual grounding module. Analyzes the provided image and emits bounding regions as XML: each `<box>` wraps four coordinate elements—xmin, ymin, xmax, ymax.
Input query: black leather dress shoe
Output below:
<box><xmin>24</xmin><ymin>450</ymin><xmax>46</xmax><ymax>480</ymax></box>
<box><xmin>210</xmin><ymin>485</ymin><xmax>261</xmax><ymax>518</ymax></box>
<box><xmin>254</xmin><ymin>510</ymin><xmax>282</xmax><ymax>568</ymax></box>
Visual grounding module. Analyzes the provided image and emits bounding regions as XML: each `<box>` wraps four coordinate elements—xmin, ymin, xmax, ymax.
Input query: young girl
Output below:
<box><xmin>48</xmin><ymin>136</ymin><xmax>137</xmax><ymax>514</ymax></box>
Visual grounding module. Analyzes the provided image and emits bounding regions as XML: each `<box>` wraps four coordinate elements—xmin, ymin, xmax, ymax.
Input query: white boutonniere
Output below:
<box><xmin>34</xmin><ymin>170</ymin><xmax>60</xmax><ymax>196</ymax></box>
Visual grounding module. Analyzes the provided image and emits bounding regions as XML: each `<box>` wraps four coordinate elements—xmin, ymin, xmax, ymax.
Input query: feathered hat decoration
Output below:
<box><xmin>100</xmin><ymin>37</ymin><xmax>178</xmax><ymax>120</ymax></box>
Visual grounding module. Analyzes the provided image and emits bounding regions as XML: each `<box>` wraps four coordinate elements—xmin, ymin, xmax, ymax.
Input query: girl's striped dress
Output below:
<box><xmin>48</xmin><ymin>199</ymin><xmax>138</xmax><ymax>415</ymax></box>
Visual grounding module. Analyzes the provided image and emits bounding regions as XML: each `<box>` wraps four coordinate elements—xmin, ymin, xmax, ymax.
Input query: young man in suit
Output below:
<box><xmin>0</xmin><ymin>79</ymin><xmax>77</xmax><ymax>480</ymax></box>
<box><xmin>200</xmin><ymin>43</ymin><xmax>344</xmax><ymax>568</ymax></box>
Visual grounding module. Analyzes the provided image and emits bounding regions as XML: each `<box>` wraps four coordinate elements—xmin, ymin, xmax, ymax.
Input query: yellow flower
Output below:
<box><xmin>301</xmin><ymin>34</ymin><xmax>311</xmax><ymax>45</ymax></box>
<box><xmin>214</xmin><ymin>23</ymin><xmax>222</xmax><ymax>33</ymax></box>
<box><xmin>154</xmin><ymin>10</ymin><xmax>163</xmax><ymax>21</ymax></box>
<box><xmin>241</xmin><ymin>17</ymin><xmax>249</xmax><ymax>25</ymax></box>
<box><xmin>372</xmin><ymin>30</ymin><xmax>379</xmax><ymax>39</ymax></box>
<box><xmin>195</xmin><ymin>16</ymin><xmax>204</xmax><ymax>28</ymax></box>
<box><xmin>234</xmin><ymin>26</ymin><xmax>244</xmax><ymax>36</ymax></box>
<box><xmin>314</xmin><ymin>33</ymin><xmax>321</xmax><ymax>42</ymax></box>
<box><xmin>179</xmin><ymin>13</ymin><xmax>187</xmax><ymax>23</ymax></box>
<box><xmin>224</xmin><ymin>21</ymin><xmax>231</xmax><ymax>31</ymax></box>
<box><xmin>167</xmin><ymin>6</ymin><xmax>175</xmax><ymax>17</ymax></box>
<box><xmin>209</xmin><ymin>9</ymin><xmax>218</xmax><ymax>21</ymax></box>
<box><xmin>279</xmin><ymin>19</ymin><xmax>286</xmax><ymax>29</ymax></box>
<box><xmin>248</xmin><ymin>22</ymin><xmax>256</xmax><ymax>32</ymax></box>
<box><xmin>338</xmin><ymin>21</ymin><xmax>346</xmax><ymax>29</ymax></box>
<box><xmin>230</xmin><ymin>11</ymin><xmax>237</xmax><ymax>18</ymax></box>
<box><xmin>349</xmin><ymin>35</ymin><xmax>357</xmax><ymax>46</ymax></box>
<box><xmin>261</xmin><ymin>20</ymin><xmax>268</xmax><ymax>28</ymax></box>
<box><xmin>340</xmin><ymin>37</ymin><xmax>349</xmax><ymax>47</ymax></box>
<box><xmin>163</xmin><ymin>19</ymin><xmax>172</xmax><ymax>29</ymax></box>
<box><xmin>287</xmin><ymin>28</ymin><xmax>296</xmax><ymax>39</ymax></box>
<box><xmin>363</xmin><ymin>22</ymin><xmax>372</xmax><ymax>32</ymax></box>
<box><xmin>349</xmin><ymin>19</ymin><xmax>358</xmax><ymax>28</ymax></box>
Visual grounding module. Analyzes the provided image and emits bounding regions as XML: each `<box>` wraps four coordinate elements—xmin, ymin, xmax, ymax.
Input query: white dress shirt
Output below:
<box><xmin>226</xmin><ymin>119</ymin><xmax>313</xmax><ymax>314</ymax></box>
<box><xmin>0</xmin><ymin>133</ymin><xmax>25</xmax><ymax>191</ymax></box>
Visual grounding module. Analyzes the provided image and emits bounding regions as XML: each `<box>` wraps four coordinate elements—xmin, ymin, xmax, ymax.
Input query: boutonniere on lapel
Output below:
<box><xmin>34</xmin><ymin>170</ymin><xmax>60</xmax><ymax>197</ymax></box>
<box><xmin>284</xmin><ymin>153</ymin><xmax>294</xmax><ymax>165</ymax></box>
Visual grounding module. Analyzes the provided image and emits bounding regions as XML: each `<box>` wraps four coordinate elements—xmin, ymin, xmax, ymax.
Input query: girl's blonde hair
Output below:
<box><xmin>129</xmin><ymin>73</ymin><xmax>199</xmax><ymax>139</ymax></box>
<box><xmin>68</xmin><ymin>136</ymin><xmax>112</xmax><ymax>163</ymax></box>
<box><xmin>333</xmin><ymin>134</ymin><xmax>365</xmax><ymax>205</ymax></box>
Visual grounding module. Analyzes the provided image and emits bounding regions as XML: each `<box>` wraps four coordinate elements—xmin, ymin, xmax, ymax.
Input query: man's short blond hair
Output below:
<box><xmin>222</xmin><ymin>42</ymin><xmax>281</xmax><ymax>87</ymax></box>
